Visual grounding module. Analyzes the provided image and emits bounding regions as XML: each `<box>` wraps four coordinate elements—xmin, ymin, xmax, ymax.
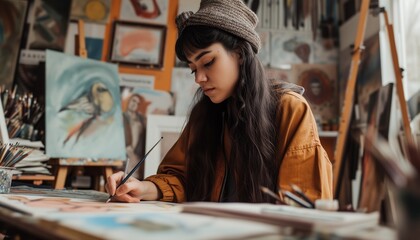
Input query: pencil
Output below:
<box><xmin>105</xmin><ymin>137</ymin><xmax>163</xmax><ymax>203</ymax></box>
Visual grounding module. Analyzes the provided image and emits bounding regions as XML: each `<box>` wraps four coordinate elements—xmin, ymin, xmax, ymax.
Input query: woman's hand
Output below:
<box><xmin>105</xmin><ymin>171</ymin><xmax>161</xmax><ymax>203</ymax></box>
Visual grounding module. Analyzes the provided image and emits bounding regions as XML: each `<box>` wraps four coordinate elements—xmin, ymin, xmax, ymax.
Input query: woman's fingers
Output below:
<box><xmin>106</xmin><ymin>171</ymin><xmax>125</xmax><ymax>195</ymax></box>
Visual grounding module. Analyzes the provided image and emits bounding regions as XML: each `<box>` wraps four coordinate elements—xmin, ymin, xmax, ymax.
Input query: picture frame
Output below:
<box><xmin>119</xmin><ymin>0</ymin><xmax>169</xmax><ymax>25</ymax></box>
<box><xmin>109</xmin><ymin>21</ymin><xmax>166</xmax><ymax>69</ymax></box>
<box><xmin>144</xmin><ymin>115</ymin><xmax>186</xmax><ymax>177</ymax></box>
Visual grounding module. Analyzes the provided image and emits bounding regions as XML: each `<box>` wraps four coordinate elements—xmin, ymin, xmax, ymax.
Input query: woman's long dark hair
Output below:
<box><xmin>176</xmin><ymin>26</ymin><xmax>287</xmax><ymax>203</ymax></box>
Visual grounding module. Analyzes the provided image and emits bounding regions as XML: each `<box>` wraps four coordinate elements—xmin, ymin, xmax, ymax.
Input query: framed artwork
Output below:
<box><xmin>0</xmin><ymin>0</ymin><xmax>28</xmax><ymax>90</ymax></box>
<box><xmin>45</xmin><ymin>50</ymin><xmax>126</xmax><ymax>160</ymax></box>
<box><xmin>119</xmin><ymin>0</ymin><xmax>169</xmax><ymax>25</ymax></box>
<box><xmin>109</xmin><ymin>21</ymin><xmax>166</xmax><ymax>69</ymax></box>
<box><xmin>144</xmin><ymin>115</ymin><xmax>186</xmax><ymax>177</ymax></box>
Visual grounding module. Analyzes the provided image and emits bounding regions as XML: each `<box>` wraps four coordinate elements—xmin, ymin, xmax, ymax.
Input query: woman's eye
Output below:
<box><xmin>204</xmin><ymin>58</ymin><xmax>215</xmax><ymax>68</ymax></box>
<box><xmin>190</xmin><ymin>69</ymin><xmax>196</xmax><ymax>75</ymax></box>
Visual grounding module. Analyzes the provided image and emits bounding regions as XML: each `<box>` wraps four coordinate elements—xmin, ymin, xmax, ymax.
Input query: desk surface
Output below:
<box><xmin>0</xmin><ymin>187</ymin><xmax>397</xmax><ymax>240</ymax></box>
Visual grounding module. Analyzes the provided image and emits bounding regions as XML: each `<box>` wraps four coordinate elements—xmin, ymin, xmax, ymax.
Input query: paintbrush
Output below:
<box><xmin>290</xmin><ymin>184</ymin><xmax>315</xmax><ymax>208</ymax></box>
<box><xmin>105</xmin><ymin>137</ymin><xmax>163</xmax><ymax>203</ymax></box>
<box><xmin>282</xmin><ymin>190</ymin><xmax>313</xmax><ymax>208</ymax></box>
<box><xmin>260</xmin><ymin>186</ymin><xmax>287</xmax><ymax>205</ymax></box>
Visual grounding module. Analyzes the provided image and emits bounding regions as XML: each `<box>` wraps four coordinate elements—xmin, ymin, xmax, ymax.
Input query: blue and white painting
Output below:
<box><xmin>46</xmin><ymin>50</ymin><xmax>126</xmax><ymax>159</ymax></box>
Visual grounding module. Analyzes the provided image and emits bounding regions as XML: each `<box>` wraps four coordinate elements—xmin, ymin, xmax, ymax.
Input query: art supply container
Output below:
<box><xmin>0</xmin><ymin>167</ymin><xmax>14</xmax><ymax>194</ymax></box>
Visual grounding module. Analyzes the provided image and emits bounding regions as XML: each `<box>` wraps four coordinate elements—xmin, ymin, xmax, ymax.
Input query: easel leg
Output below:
<box><xmin>54</xmin><ymin>166</ymin><xmax>69</xmax><ymax>189</ymax></box>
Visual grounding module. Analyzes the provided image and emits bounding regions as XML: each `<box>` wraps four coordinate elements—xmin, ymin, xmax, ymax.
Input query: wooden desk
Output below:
<box><xmin>0</xmin><ymin>187</ymin><xmax>397</xmax><ymax>240</ymax></box>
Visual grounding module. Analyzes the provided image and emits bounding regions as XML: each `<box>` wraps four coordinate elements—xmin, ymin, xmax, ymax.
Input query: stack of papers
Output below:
<box><xmin>10</xmin><ymin>138</ymin><xmax>51</xmax><ymax>175</ymax></box>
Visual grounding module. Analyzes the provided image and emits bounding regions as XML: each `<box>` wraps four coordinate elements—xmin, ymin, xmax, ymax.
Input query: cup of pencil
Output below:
<box><xmin>0</xmin><ymin>167</ymin><xmax>14</xmax><ymax>194</ymax></box>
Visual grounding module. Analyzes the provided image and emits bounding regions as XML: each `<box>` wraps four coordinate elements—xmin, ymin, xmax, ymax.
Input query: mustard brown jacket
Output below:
<box><xmin>145</xmin><ymin>91</ymin><xmax>333</xmax><ymax>202</ymax></box>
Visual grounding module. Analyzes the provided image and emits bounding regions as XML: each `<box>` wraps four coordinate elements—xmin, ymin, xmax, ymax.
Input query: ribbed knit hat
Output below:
<box><xmin>176</xmin><ymin>0</ymin><xmax>261</xmax><ymax>53</ymax></box>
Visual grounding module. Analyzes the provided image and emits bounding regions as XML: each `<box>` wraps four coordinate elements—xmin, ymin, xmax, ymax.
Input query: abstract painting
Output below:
<box><xmin>119</xmin><ymin>0</ymin><xmax>169</xmax><ymax>25</ymax></box>
<box><xmin>0</xmin><ymin>0</ymin><xmax>28</xmax><ymax>89</ymax></box>
<box><xmin>64</xmin><ymin>21</ymin><xmax>106</xmax><ymax>60</ymax></box>
<box><xmin>45</xmin><ymin>50</ymin><xmax>126</xmax><ymax>159</ymax></box>
<box><xmin>110</xmin><ymin>22</ymin><xmax>166</xmax><ymax>68</ymax></box>
<box><xmin>270</xmin><ymin>32</ymin><xmax>313</xmax><ymax>66</ymax></box>
<box><xmin>70</xmin><ymin>0</ymin><xmax>111</xmax><ymax>24</ymax></box>
<box><xmin>25</xmin><ymin>0</ymin><xmax>72</xmax><ymax>51</ymax></box>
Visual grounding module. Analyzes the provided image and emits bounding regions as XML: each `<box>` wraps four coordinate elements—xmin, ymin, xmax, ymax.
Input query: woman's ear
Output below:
<box><xmin>236</xmin><ymin>50</ymin><xmax>244</xmax><ymax>65</ymax></box>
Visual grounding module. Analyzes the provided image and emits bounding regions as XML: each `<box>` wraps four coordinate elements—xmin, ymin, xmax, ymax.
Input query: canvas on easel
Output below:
<box><xmin>45</xmin><ymin>50</ymin><xmax>126</xmax><ymax>160</ymax></box>
<box><xmin>358</xmin><ymin>83</ymin><xmax>394</xmax><ymax>213</ymax></box>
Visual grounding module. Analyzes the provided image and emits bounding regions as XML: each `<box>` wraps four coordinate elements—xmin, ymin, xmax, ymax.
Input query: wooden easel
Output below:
<box><xmin>333</xmin><ymin>1</ymin><xmax>414</xmax><ymax>198</ymax></box>
<box><xmin>52</xmin><ymin>20</ymin><xmax>123</xmax><ymax>191</ymax></box>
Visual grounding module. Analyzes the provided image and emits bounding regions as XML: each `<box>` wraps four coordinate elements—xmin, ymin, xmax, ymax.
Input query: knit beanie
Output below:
<box><xmin>176</xmin><ymin>0</ymin><xmax>261</xmax><ymax>53</ymax></box>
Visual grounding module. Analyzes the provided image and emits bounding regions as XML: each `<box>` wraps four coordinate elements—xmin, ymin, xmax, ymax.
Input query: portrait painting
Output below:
<box><xmin>293</xmin><ymin>64</ymin><xmax>338</xmax><ymax>126</ymax></box>
<box><xmin>45</xmin><ymin>50</ymin><xmax>126</xmax><ymax>160</ymax></box>
<box><xmin>119</xmin><ymin>0</ymin><xmax>169</xmax><ymax>25</ymax></box>
<box><xmin>25</xmin><ymin>0</ymin><xmax>72</xmax><ymax>51</ymax></box>
<box><xmin>70</xmin><ymin>0</ymin><xmax>111</xmax><ymax>24</ymax></box>
<box><xmin>110</xmin><ymin>22</ymin><xmax>166</xmax><ymax>68</ymax></box>
<box><xmin>120</xmin><ymin>87</ymin><xmax>175</xmax><ymax>179</ymax></box>
<box><xmin>0</xmin><ymin>0</ymin><xmax>28</xmax><ymax>89</ymax></box>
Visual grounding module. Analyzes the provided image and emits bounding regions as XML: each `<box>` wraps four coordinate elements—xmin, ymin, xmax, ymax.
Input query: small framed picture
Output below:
<box><xmin>109</xmin><ymin>21</ymin><xmax>166</xmax><ymax>68</ymax></box>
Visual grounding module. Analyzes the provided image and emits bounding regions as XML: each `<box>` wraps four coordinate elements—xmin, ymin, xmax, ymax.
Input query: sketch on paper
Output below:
<box><xmin>0</xmin><ymin>194</ymin><xmax>178</xmax><ymax>217</ymax></box>
<box><xmin>45</xmin><ymin>50</ymin><xmax>126</xmax><ymax>159</ymax></box>
<box><xmin>119</xmin><ymin>0</ymin><xmax>169</xmax><ymax>25</ymax></box>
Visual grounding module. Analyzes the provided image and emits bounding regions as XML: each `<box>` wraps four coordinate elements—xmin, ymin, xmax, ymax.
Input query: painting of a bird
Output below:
<box><xmin>59</xmin><ymin>82</ymin><xmax>114</xmax><ymax>145</ymax></box>
<box><xmin>46</xmin><ymin>50</ymin><xmax>126</xmax><ymax>160</ymax></box>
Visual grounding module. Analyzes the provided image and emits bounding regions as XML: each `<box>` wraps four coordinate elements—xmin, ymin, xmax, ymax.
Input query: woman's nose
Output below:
<box><xmin>195</xmin><ymin>70</ymin><xmax>207</xmax><ymax>83</ymax></box>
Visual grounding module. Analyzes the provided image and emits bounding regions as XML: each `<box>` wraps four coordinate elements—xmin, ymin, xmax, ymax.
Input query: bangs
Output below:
<box><xmin>175</xmin><ymin>26</ymin><xmax>226</xmax><ymax>62</ymax></box>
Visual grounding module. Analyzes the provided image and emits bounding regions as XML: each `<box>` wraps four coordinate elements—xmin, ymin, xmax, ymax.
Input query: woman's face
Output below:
<box><xmin>187</xmin><ymin>43</ymin><xmax>240</xmax><ymax>103</ymax></box>
<box><xmin>128</xmin><ymin>96</ymin><xmax>140</xmax><ymax>112</ymax></box>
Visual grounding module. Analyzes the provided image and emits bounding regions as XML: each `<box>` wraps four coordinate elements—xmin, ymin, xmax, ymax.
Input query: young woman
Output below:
<box><xmin>106</xmin><ymin>0</ymin><xmax>332</xmax><ymax>203</ymax></box>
